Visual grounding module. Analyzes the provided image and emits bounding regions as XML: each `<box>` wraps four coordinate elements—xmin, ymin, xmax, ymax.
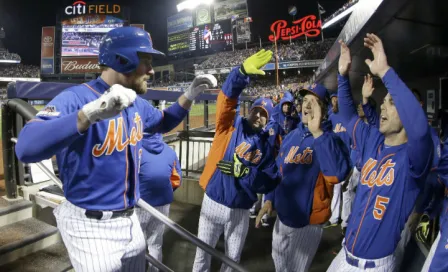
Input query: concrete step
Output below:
<box><xmin>0</xmin><ymin>242</ymin><xmax>72</xmax><ymax>272</ymax></box>
<box><xmin>0</xmin><ymin>217</ymin><xmax>60</xmax><ymax>266</ymax></box>
<box><xmin>0</xmin><ymin>197</ymin><xmax>33</xmax><ymax>227</ymax></box>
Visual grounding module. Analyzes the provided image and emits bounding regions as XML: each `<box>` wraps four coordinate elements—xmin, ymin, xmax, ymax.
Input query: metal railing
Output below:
<box><xmin>10</xmin><ymin>136</ymin><xmax>247</xmax><ymax>272</ymax></box>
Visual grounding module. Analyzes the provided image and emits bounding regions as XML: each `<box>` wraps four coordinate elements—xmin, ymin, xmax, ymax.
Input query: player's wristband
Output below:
<box><xmin>239</xmin><ymin>64</ymin><xmax>248</xmax><ymax>76</ymax></box>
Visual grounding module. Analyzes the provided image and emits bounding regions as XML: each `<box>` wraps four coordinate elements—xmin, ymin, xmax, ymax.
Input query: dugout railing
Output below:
<box><xmin>1</xmin><ymin>80</ymin><xmax>255</xmax><ymax>272</ymax></box>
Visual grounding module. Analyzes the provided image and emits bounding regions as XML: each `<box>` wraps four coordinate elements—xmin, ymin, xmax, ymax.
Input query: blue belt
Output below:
<box><xmin>345</xmin><ymin>249</ymin><xmax>376</xmax><ymax>269</ymax></box>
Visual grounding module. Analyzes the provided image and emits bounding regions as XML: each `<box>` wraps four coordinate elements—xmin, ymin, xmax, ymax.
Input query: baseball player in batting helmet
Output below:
<box><xmin>256</xmin><ymin>82</ymin><xmax>351</xmax><ymax>272</ymax></box>
<box><xmin>15</xmin><ymin>26</ymin><xmax>217</xmax><ymax>271</ymax></box>
<box><xmin>193</xmin><ymin>49</ymin><xmax>278</xmax><ymax>272</ymax></box>
<box><xmin>327</xmin><ymin>35</ymin><xmax>433</xmax><ymax>271</ymax></box>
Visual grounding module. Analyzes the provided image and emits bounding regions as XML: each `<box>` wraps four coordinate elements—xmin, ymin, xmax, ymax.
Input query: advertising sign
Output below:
<box><xmin>196</xmin><ymin>6</ymin><xmax>211</xmax><ymax>26</ymax></box>
<box><xmin>214</xmin><ymin>0</ymin><xmax>248</xmax><ymax>22</ymax></box>
<box><xmin>269</xmin><ymin>15</ymin><xmax>321</xmax><ymax>42</ymax></box>
<box><xmin>61</xmin><ymin>57</ymin><xmax>101</xmax><ymax>74</ymax></box>
<box><xmin>64</xmin><ymin>1</ymin><xmax>121</xmax><ymax>17</ymax></box>
<box><xmin>41</xmin><ymin>26</ymin><xmax>55</xmax><ymax>74</ymax></box>
<box><xmin>236</xmin><ymin>19</ymin><xmax>251</xmax><ymax>43</ymax></box>
<box><xmin>167</xmin><ymin>11</ymin><xmax>193</xmax><ymax>35</ymax></box>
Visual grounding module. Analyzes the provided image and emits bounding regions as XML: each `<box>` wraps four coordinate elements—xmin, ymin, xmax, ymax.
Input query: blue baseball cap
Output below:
<box><xmin>299</xmin><ymin>83</ymin><xmax>329</xmax><ymax>104</ymax></box>
<box><xmin>329</xmin><ymin>91</ymin><xmax>338</xmax><ymax>99</ymax></box>
<box><xmin>250</xmin><ymin>97</ymin><xmax>274</xmax><ymax>120</ymax></box>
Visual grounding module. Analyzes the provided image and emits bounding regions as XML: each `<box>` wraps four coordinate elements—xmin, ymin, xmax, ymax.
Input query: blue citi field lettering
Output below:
<box><xmin>235</xmin><ymin>142</ymin><xmax>262</xmax><ymax>164</ymax></box>
<box><xmin>283</xmin><ymin>146</ymin><xmax>313</xmax><ymax>164</ymax></box>
<box><xmin>92</xmin><ymin>113</ymin><xmax>143</xmax><ymax>157</ymax></box>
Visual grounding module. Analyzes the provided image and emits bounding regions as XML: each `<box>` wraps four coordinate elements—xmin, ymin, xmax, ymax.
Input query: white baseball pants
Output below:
<box><xmin>136</xmin><ymin>204</ymin><xmax>170</xmax><ymax>272</ymax></box>
<box><xmin>421</xmin><ymin>231</ymin><xmax>440</xmax><ymax>272</ymax></box>
<box><xmin>272</xmin><ymin>218</ymin><xmax>323</xmax><ymax>272</ymax></box>
<box><xmin>54</xmin><ymin>200</ymin><xmax>146</xmax><ymax>272</ymax></box>
<box><xmin>341</xmin><ymin>167</ymin><xmax>361</xmax><ymax>228</ymax></box>
<box><xmin>193</xmin><ymin>193</ymin><xmax>250</xmax><ymax>272</ymax></box>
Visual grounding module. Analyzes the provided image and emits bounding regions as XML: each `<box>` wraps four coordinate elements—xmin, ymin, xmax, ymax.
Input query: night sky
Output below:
<box><xmin>0</xmin><ymin>0</ymin><xmax>346</xmax><ymax>65</ymax></box>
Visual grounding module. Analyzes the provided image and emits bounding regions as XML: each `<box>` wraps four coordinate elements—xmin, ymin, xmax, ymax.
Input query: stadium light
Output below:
<box><xmin>322</xmin><ymin>2</ymin><xmax>358</xmax><ymax>29</ymax></box>
<box><xmin>177</xmin><ymin>0</ymin><xmax>214</xmax><ymax>12</ymax></box>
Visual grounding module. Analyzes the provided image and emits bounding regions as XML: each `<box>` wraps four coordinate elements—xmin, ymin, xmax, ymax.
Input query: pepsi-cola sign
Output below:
<box><xmin>269</xmin><ymin>15</ymin><xmax>321</xmax><ymax>41</ymax></box>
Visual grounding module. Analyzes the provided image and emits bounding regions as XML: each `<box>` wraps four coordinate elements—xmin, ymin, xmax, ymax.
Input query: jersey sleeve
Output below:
<box><xmin>238</xmin><ymin>157</ymin><xmax>280</xmax><ymax>194</ymax></box>
<box><xmin>382</xmin><ymin>68</ymin><xmax>433</xmax><ymax>179</ymax></box>
<box><xmin>15</xmin><ymin>90</ymin><xmax>83</xmax><ymax>163</ymax></box>
<box><xmin>141</xmin><ymin>100</ymin><xmax>188</xmax><ymax>133</ymax></box>
<box><xmin>314</xmin><ymin>132</ymin><xmax>351</xmax><ymax>184</ymax></box>
<box><xmin>338</xmin><ymin>74</ymin><xmax>383</xmax><ymax>157</ymax></box>
<box><xmin>215</xmin><ymin>67</ymin><xmax>250</xmax><ymax>134</ymax></box>
<box><xmin>362</xmin><ymin>102</ymin><xmax>379</xmax><ymax>128</ymax></box>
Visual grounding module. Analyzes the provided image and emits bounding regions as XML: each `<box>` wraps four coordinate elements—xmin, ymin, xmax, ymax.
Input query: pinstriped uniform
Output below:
<box><xmin>342</xmin><ymin>167</ymin><xmax>361</xmax><ymax>227</ymax></box>
<box><xmin>193</xmin><ymin>194</ymin><xmax>250</xmax><ymax>272</ymax></box>
<box><xmin>54</xmin><ymin>201</ymin><xmax>146</xmax><ymax>272</ymax></box>
<box><xmin>136</xmin><ymin>204</ymin><xmax>170</xmax><ymax>272</ymax></box>
<box><xmin>330</xmin><ymin>183</ymin><xmax>342</xmax><ymax>224</ymax></box>
<box><xmin>271</xmin><ymin>217</ymin><xmax>323</xmax><ymax>272</ymax></box>
<box><xmin>327</xmin><ymin>245</ymin><xmax>397</xmax><ymax>272</ymax></box>
<box><xmin>421</xmin><ymin>231</ymin><xmax>440</xmax><ymax>272</ymax></box>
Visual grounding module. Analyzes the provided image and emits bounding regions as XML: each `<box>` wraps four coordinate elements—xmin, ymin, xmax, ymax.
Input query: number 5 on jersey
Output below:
<box><xmin>373</xmin><ymin>195</ymin><xmax>390</xmax><ymax>220</ymax></box>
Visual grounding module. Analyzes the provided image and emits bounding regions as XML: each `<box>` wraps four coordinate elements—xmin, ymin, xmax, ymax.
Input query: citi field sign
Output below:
<box><xmin>65</xmin><ymin>1</ymin><xmax>121</xmax><ymax>16</ymax></box>
<box><xmin>269</xmin><ymin>15</ymin><xmax>321</xmax><ymax>42</ymax></box>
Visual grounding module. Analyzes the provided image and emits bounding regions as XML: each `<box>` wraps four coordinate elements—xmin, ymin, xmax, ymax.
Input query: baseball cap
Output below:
<box><xmin>329</xmin><ymin>91</ymin><xmax>338</xmax><ymax>99</ymax></box>
<box><xmin>250</xmin><ymin>97</ymin><xmax>274</xmax><ymax>120</ymax></box>
<box><xmin>299</xmin><ymin>83</ymin><xmax>329</xmax><ymax>104</ymax></box>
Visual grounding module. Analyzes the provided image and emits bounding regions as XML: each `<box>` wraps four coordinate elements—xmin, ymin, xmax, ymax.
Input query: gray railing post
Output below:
<box><xmin>2</xmin><ymin>105</ymin><xmax>17</xmax><ymax>199</ymax></box>
<box><xmin>204</xmin><ymin>100</ymin><xmax>209</xmax><ymax>128</ymax></box>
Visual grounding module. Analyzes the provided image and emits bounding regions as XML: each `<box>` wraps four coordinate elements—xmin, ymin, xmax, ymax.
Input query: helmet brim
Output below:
<box><xmin>139</xmin><ymin>47</ymin><xmax>166</xmax><ymax>58</ymax></box>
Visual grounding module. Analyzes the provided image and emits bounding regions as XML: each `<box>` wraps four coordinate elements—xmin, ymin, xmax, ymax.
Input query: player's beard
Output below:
<box><xmin>129</xmin><ymin>75</ymin><xmax>149</xmax><ymax>95</ymax></box>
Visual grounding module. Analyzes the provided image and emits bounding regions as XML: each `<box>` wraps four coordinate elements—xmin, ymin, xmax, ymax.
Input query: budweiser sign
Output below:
<box><xmin>269</xmin><ymin>15</ymin><xmax>321</xmax><ymax>42</ymax></box>
<box><xmin>61</xmin><ymin>57</ymin><xmax>101</xmax><ymax>73</ymax></box>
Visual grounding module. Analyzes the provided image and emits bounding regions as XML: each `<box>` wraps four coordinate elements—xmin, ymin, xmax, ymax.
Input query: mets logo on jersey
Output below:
<box><xmin>283</xmin><ymin>146</ymin><xmax>313</xmax><ymax>165</ymax></box>
<box><xmin>235</xmin><ymin>142</ymin><xmax>263</xmax><ymax>164</ymax></box>
<box><xmin>92</xmin><ymin>113</ymin><xmax>143</xmax><ymax>157</ymax></box>
<box><xmin>360</xmin><ymin>158</ymin><xmax>396</xmax><ymax>187</ymax></box>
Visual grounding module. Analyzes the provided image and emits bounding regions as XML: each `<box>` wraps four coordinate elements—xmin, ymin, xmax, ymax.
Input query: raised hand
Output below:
<box><xmin>307</xmin><ymin>99</ymin><xmax>323</xmax><ymax>138</ymax></box>
<box><xmin>362</xmin><ymin>74</ymin><xmax>375</xmax><ymax>104</ymax></box>
<box><xmin>364</xmin><ymin>33</ymin><xmax>390</xmax><ymax>78</ymax></box>
<box><xmin>82</xmin><ymin>84</ymin><xmax>137</xmax><ymax>124</ymax></box>
<box><xmin>242</xmin><ymin>49</ymin><xmax>273</xmax><ymax>76</ymax></box>
<box><xmin>338</xmin><ymin>40</ymin><xmax>351</xmax><ymax>76</ymax></box>
<box><xmin>184</xmin><ymin>74</ymin><xmax>218</xmax><ymax>101</ymax></box>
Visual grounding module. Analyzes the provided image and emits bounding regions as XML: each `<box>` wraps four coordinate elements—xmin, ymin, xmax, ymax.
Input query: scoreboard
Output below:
<box><xmin>167</xmin><ymin>21</ymin><xmax>232</xmax><ymax>56</ymax></box>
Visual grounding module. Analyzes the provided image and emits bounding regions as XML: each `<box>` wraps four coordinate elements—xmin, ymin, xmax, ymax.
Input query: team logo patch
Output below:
<box><xmin>262</xmin><ymin>100</ymin><xmax>267</xmax><ymax>106</ymax></box>
<box><xmin>269</xmin><ymin>128</ymin><xmax>275</xmax><ymax>136</ymax></box>
<box><xmin>437</xmin><ymin>145</ymin><xmax>441</xmax><ymax>159</ymax></box>
<box><xmin>36</xmin><ymin>105</ymin><xmax>60</xmax><ymax>117</ymax></box>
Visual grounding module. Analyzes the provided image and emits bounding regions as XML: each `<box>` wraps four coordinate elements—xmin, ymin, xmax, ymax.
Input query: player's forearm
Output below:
<box><xmin>16</xmin><ymin>112</ymin><xmax>82</xmax><ymax>163</ymax></box>
<box><xmin>155</xmin><ymin>102</ymin><xmax>189</xmax><ymax>133</ymax></box>
<box><xmin>77</xmin><ymin>110</ymin><xmax>91</xmax><ymax>133</ymax></box>
<box><xmin>241</xmin><ymin>161</ymin><xmax>280</xmax><ymax>194</ymax></box>
<box><xmin>337</xmin><ymin>74</ymin><xmax>358</xmax><ymax>124</ymax></box>
<box><xmin>362</xmin><ymin>103</ymin><xmax>379</xmax><ymax>127</ymax></box>
<box><xmin>314</xmin><ymin>132</ymin><xmax>351</xmax><ymax>184</ymax></box>
<box><xmin>178</xmin><ymin>94</ymin><xmax>193</xmax><ymax>110</ymax></box>
<box><xmin>383</xmin><ymin>68</ymin><xmax>433</xmax><ymax>175</ymax></box>
<box><xmin>382</xmin><ymin>68</ymin><xmax>429</xmax><ymax>141</ymax></box>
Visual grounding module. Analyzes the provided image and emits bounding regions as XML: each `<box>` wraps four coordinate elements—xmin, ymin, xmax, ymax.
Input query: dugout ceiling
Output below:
<box><xmin>316</xmin><ymin>0</ymin><xmax>448</xmax><ymax>93</ymax></box>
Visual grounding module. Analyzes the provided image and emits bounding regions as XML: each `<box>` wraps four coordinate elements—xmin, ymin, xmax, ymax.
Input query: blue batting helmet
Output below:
<box><xmin>99</xmin><ymin>26</ymin><xmax>165</xmax><ymax>74</ymax></box>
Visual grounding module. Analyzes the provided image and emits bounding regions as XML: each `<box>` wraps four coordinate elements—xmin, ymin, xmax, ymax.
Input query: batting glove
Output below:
<box><xmin>415</xmin><ymin>214</ymin><xmax>430</xmax><ymax>243</ymax></box>
<box><xmin>82</xmin><ymin>84</ymin><xmax>137</xmax><ymax>124</ymax></box>
<box><xmin>217</xmin><ymin>153</ymin><xmax>250</xmax><ymax>178</ymax></box>
<box><xmin>184</xmin><ymin>74</ymin><xmax>217</xmax><ymax>101</ymax></box>
<box><xmin>241</xmin><ymin>49</ymin><xmax>273</xmax><ymax>76</ymax></box>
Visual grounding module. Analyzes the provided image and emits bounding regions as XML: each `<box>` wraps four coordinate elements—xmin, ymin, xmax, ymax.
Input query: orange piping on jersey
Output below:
<box><xmin>351</xmin><ymin>153</ymin><xmax>395</xmax><ymax>254</ymax></box>
<box><xmin>437</xmin><ymin>176</ymin><xmax>443</xmax><ymax>186</ymax></box>
<box><xmin>83</xmin><ymin>83</ymin><xmax>102</xmax><ymax>96</ymax></box>
<box><xmin>134</xmin><ymin>144</ymin><xmax>138</xmax><ymax>201</ymax></box>
<box><xmin>121</xmin><ymin>112</ymin><xmax>129</xmax><ymax>209</ymax></box>
<box><xmin>170</xmin><ymin>160</ymin><xmax>181</xmax><ymax>189</ymax></box>
<box><xmin>309</xmin><ymin>172</ymin><xmax>334</xmax><ymax>224</ymax></box>
<box><xmin>199</xmin><ymin>91</ymin><xmax>238</xmax><ymax>190</ymax></box>
<box><xmin>351</xmin><ymin>118</ymin><xmax>362</xmax><ymax>150</ymax></box>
